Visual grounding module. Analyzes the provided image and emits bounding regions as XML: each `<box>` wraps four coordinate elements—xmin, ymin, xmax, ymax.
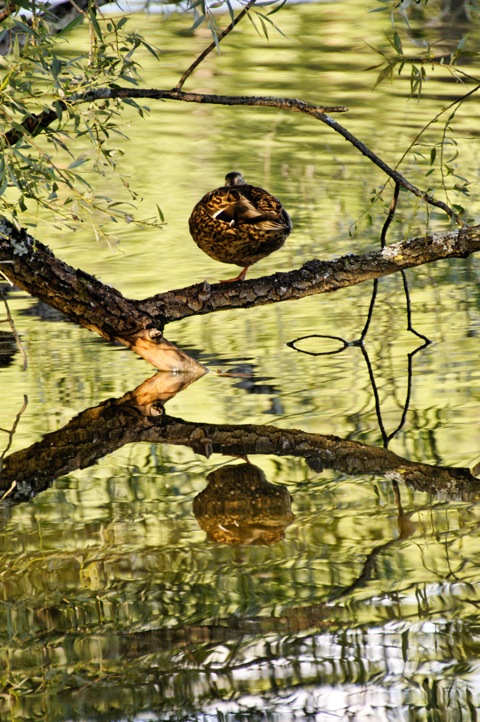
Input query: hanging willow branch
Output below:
<box><xmin>2</xmin><ymin>86</ymin><xmax>461</xmax><ymax>222</ymax></box>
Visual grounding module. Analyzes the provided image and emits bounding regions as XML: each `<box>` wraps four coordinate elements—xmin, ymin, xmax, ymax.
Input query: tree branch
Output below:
<box><xmin>2</xmin><ymin>89</ymin><xmax>348</xmax><ymax>146</ymax></box>
<box><xmin>174</xmin><ymin>0</ymin><xmax>258</xmax><ymax>91</ymax></box>
<box><xmin>2</xmin><ymin>85</ymin><xmax>460</xmax><ymax>220</ymax></box>
<box><xmin>137</xmin><ymin>224</ymin><xmax>480</xmax><ymax>325</ymax></box>
<box><xmin>0</xmin><ymin>217</ymin><xmax>206</xmax><ymax>373</ymax></box>
<box><xmin>315</xmin><ymin>112</ymin><xmax>462</xmax><ymax>222</ymax></box>
<box><xmin>1</xmin><ymin>216</ymin><xmax>478</xmax><ymax>370</ymax></box>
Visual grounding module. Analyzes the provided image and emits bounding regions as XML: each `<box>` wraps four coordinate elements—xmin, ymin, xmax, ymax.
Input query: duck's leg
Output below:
<box><xmin>221</xmin><ymin>266</ymin><xmax>249</xmax><ymax>283</ymax></box>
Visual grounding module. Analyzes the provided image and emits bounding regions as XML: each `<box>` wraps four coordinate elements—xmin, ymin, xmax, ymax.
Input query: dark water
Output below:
<box><xmin>1</xmin><ymin>0</ymin><xmax>480</xmax><ymax>719</ymax></box>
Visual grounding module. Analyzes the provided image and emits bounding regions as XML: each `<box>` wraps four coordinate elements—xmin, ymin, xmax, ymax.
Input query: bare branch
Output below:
<box><xmin>2</xmin><ymin>89</ymin><xmax>348</xmax><ymax>146</ymax></box>
<box><xmin>175</xmin><ymin>0</ymin><xmax>258</xmax><ymax>92</ymax></box>
<box><xmin>1</xmin><ymin>217</ymin><xmax>478</xmax><ymax>354</ymax></box>
<box><xmin>2</xmin><ymin>85</ymin><xmax>460</xmax><ymax>220</ymax></box>
<box><xmin>312</xmin><ymin>112</ymin><xmax>462</xmax><ymax>223</ymax></box>
<box><xmin>0</xmin><ymin>220</ymin><xmax>206</xmax><ymax>373</ymax></box>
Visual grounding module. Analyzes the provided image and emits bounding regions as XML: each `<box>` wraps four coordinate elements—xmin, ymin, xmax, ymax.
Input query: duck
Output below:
<box><xmin>189</xmin><ymin>171</ymin><xmax>292</xmax><ymax>282</ymax></box>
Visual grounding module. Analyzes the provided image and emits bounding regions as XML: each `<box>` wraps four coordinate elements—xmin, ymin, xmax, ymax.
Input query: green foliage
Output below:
<box><xmin>189</xmin><ymin>0</ymin><xmax>286</xmax><ymax>44</ymax></box>
<box><xmin>367</xmin><ymin>0</ymin><xmax>480</xmax><ymax>98</ymax></box>
<box><xmin>0</xmin><ymin>0</ymin><xmax>285</xmax><ymax>245</ymax></box>
<box><xmin>0</xmin><ymin>2</ymin><xmax>163</xmax><ymax>243</ymax></box>
<box><xmin>365</xmin><ymin>0</ymin><xmax>480</xmax><ymax>215</ymax></box>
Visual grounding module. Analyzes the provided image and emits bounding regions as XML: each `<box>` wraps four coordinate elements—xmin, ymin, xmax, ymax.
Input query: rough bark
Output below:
<box><xmin>1</xmin><ymin>217</ymin><xmax>479</xmax><ymax>369</ymax></box>
<box><xmin>129</xmin><ymin>224</ymin><xmax>480</xmax><ymax>323</ymax></box>
<box><xmin>0</xmin><ymin>218</ymin><xmax>206</xmax><ymax>373</ymax></box>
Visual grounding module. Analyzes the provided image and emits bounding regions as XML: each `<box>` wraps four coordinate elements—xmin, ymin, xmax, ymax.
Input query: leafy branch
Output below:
<box><xmin>369</xmin><ymin>29</ymin><xmax>475</xmax><ymax>99</ymax></box>
<box><xmin>366</xmin><ymin>37</ymin><xmax>480</xmax><ymax>218</ymax></box>
<box><xmin>175</xmin><ymin>0</ymin><xmax>258</xmax><ymax>91</ymax></box>
<box><xmin>3</xmin><ymin>83</ymin><xmax>461</xmax><ymax>221</ymax></box>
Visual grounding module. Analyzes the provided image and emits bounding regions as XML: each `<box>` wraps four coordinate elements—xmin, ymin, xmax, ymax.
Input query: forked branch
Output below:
<box><xmin>2</xmin><ymin>85</ymin><xmax>460</xmax><ymax>221</ymax></box>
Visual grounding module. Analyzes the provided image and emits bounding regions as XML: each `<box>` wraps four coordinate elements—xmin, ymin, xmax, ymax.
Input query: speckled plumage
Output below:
<box><xmin>189</xmin><ymin>172</ymin><xmax>292</xmax><ymax>280</ymax></box>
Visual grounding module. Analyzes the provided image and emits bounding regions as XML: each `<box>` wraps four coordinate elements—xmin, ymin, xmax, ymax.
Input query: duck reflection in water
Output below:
<box><xmin>193</xmin><ymin>462</ymin><xmax>295</xmax><ymax>546</ymax></box>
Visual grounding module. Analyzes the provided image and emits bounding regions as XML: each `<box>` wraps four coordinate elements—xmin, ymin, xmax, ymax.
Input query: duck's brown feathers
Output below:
<box><xmin>189</xmin><ymin>172</ymin><xmax>292</xmax><ymax>273</ymax></box>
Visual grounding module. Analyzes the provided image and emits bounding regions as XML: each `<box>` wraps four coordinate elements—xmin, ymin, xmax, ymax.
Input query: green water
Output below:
<box><xmin>1</xmin><ymin>0</ymin><xmax>480</xmax><ymax>719</ymax></box>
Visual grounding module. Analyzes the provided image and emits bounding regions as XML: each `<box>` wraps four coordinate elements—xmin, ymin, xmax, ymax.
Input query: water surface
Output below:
<box><xmin>1</xmin><ymin>0</ymin><xmax>480</xmax><ymax>719</ymax></box>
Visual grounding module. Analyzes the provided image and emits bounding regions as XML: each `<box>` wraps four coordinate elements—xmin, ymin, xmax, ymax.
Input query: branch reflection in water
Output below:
<box><xmin>1</xmin><ymin>363</ymin><xmax>479</xmax><ymax>719</ymax></box>
<box><xmin>287</xmin><ymin>257</ymin><xmax>433</xmax><ymax>447</ymax></box>
<box><xmin>1</xmin><ymin>369</ymin><xmax>478</xmax><ymax>512</ymax></box>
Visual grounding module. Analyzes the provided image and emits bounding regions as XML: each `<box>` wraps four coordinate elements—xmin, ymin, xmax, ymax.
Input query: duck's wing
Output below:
<box><xmin>212</xmin><ymin>185</ymin><xmax>291</xmax><ymax>230</ymax></box>
<box><xmin>239</xmin><ymin>185</ymin><xmax>293</xmax><ymax>231</ymax></box>
<box><xmin>194</xmin><ymin>184</ymin><xmax>292</xmax><ymax>232</ymax></box>
<box><xmin>214</xmin><ymin>193</ymin><xmax>265</xmax><ymax>225</ymax></box>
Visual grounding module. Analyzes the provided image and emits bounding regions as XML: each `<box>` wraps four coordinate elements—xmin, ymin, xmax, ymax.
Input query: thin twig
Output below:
<box><xmin>67</xmin><ymin>0</ymin><xmax>88</xmax><ymax>17</ymax></box>
<box><xmin>0</xmin><ymin>262</ymin><xmax>14</xmax><ymax>285</ymax></box>
<box><xmin>312</xmin><ymin>112</ymin><xmax>461</xmax><ymax>223</ymax></box>
<box><xmin>2</xmin><ymin>85</ymin><xmax>460</xmax><ymax>221</ymax></box>
<box><xmin>359</xmin><ymin>183</ymin><xmax>399</xmax><ymax>341</ymax></box>
<box><xmin>368</xmin><ymin>82</ymin><xmax>480</xmax><ymax>214</ymax></box>
<box><xmin>1</xmin><ymin>290</ymin><xmax>27</xmax><ymax>369</ymax></box>
<box><xmin>0</xmin><ymin>479</ymin><xmax>17</xmax><ymax>501</ymax></box>
<box><xmin>175</xmin><ymin>0</ymin><xmax>257</xmax><ymax>91</ymax></box>
<box><xmin>380</xmin><ymin>182</ymin><xmax>431</xmax><ymax>341</ymax></box>
<box><xmin>385</xmin><ymin>339</ymin><xmax>429</xmax><ymax>445</ymax></box>
<box><xmin>0</xmin><ymin>394</ymin><xmax>27</xmax><ymax>473</ymax></box>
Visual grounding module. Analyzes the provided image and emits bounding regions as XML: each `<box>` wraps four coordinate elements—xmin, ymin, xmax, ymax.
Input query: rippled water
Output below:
<box><xmin>1</xmin><ymin>0</ymin><xmax>480</xmax><ymax>719</ymax></box>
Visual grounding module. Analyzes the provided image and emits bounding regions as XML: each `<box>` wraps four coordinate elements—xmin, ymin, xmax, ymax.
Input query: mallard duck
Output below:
<box><xmin>189</xmin><ymin>171</ymin><xmax>292</xmax><ymax>281</ymax></box>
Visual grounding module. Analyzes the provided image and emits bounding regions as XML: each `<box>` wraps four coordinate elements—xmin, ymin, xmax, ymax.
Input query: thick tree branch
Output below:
<box><xmin>0</xmin><ymin>218</ymin><xmax>206</xmax><ymax>373</ymax></box>
<box><xmin>137</xmin><ymin>224</ymin><xmax>480</xmax><ymax>325</ymax></box>
<box><xmin>1</xmin><ymin>219</ymin><xmax>479</xmax><ymax>365</ymax></box>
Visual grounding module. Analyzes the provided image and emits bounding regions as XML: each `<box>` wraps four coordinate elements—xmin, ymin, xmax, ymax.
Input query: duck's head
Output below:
<box><xmin>225</xmin><ymin>171</ymin><xmax>246</xmax><ymax>187</ymax></box>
